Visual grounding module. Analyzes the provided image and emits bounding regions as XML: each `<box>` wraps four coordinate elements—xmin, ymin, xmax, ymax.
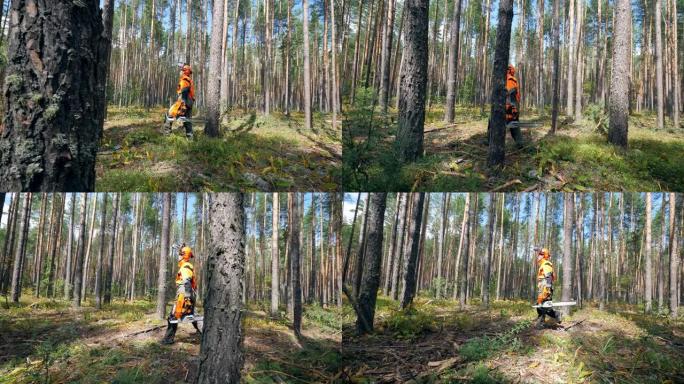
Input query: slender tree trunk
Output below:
<box><xmin>379</xmin><ymin>0</ymin><xmax>396</xmax><ymax>111</ymax></box>
<box><xmin>483</xmin><ymin>194</ymin><xmax>495</xmax><ymax>308</ymax></box>
<box><xmin>104</xmin><ymin>193</ymin><xmax>120</xmax><ymax>305</ymax></box>
<box><xmin>550</xmin><ymin>0</ymin><xmax>560</xmax><ymax>132</ymax></box>
<box><xmin>156</xmin><ymin>194</ymin><xmax>171</xmax><ymax>318</ymax></box>
<box><xmin>10</xmin><ymin>194</ymin><xmax>31</xmax><ymax>303</ymax></box>
<box><xmin>561</xmin><ymin>193</ymin><xmax>574</xmax><ymax>316</ymax></box>
<box><xmin>72</xmin><ymin>194</ymin><xmax>88</xmax><ymax>307</ymax></box>
<box><xmin>669</xmin><ymin>193</ymin><xmax>679</xmax><ymax>317</ymax></box>
<box><xmin>303</xmin><ymin>0</ymin><xmax>313</xmax><ymax>129</ymax></box>
<box><xmin>47</xmin><ymin>195</ymin><xmax>65</xmax><ymax>298</ymax></box>
<box><xmin>453</xmin><ymin>193</ymin><xmax>469</xmax><ymax>300</ymax></box>
<box><xmin>655</xmin><ymin>0</ymin><xmax>664</xmax><ymax>129</ymax></box>
<box><xmin>566</xmin><ymin>0</ymin><xmax>575</xmax><ymax>117</ymax></box>
<box><xmin>271</xmin><ymin>193</ymin><xmax>280</xmax><ymax>316</ymax></box>
<box><xmin>287</xmin><ymin>193</ymin><xmax>303</xmax><ymax>337</ymax></box>
<box><xmin>64</xmin><ymin>195</ymin><xmax>76</xmax><ymax>299</ymax></box>
<box><xmin>645</xmin><ymin>193</ymin><xmax>653</xmax><ymax>312</ymax></box>
<box><xmin>95</xmin><ymin>193</ymin><xmax>107</xmax><ymax>309</ymax></box>
<box><xmin>130</xmin><ymin>194</ymin><xmax>141</xmax><ymax>301</ymax></box>
<box><xmin>197</xmin><ymin>193</ymin><xmax>245</xmax><ymax>384</ymax></box>
<box><xmin>444</xmin><ymin>0</ymin><xmax>463</xmax><ymax>122</ymax></box>
<box><xmin>400</xmin><ymin>193</ymin><xmax>425</xmax><ymax>309</ymax></box>
<box><xmin>436</xmin><ymin>193</ymin><xmax>449</xmax><ymax>299</ymax></box>
<box><xmin>82</xmin><ymin>194</ymin><xmax>98</xmax><ymax>300</ymax></box>
<box><xmin>391</xmin><ymin>194</ymin><xmax>408</xmax><ymax>300</ymax></box>
<box><xmin>459</xmin><ymin>194</ymin><xmax>472</xmax><ymax>309</ymax></box>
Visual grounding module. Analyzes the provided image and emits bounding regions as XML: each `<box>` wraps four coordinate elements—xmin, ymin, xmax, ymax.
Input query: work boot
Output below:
<box><xmin>184</xmin><ymin>122</ymin><xmax>194</xmax><ymax>139</ymax></box>
<box><xmin>192</xmin><ymin>321</ymin><xmax>202</xmax><ymax>335</ymax></box>
<box><xmin>535</xmin><ymin>315</ymin><xmax>546</xmax><ymax>329</ymax></box>
<box><xmin>508</xmin><ymin>121</ymin><xmax>525</xmax><ymax>148</ymax></box>
<box><xmin>161</xmin><ymin>322</ymin><xmax>177</xmax><ymax>345</ymax></box>
<box><xmin>163</xmin><ymin>121</ymin><xmax>172</xmax><ymax>135</ymax></box>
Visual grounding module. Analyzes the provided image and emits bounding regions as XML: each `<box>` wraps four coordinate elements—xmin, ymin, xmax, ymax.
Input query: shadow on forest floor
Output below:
<box><xmin>341</xmin><ymin>297</ymin><xmax>684</xmax><ymax>383</ymax></box>
<box><xmin>96</xmin><ymin>106</ymin><xmax>341</xmax><ymax>192</ymax></box>
<box><xmin>342</xmin><ymin>104</ymin><xmax>684</xmax><ymax>191</ymax></box>
<box><xmin>0</xmin><ymin>296</ymin><xmax>343</xmax><ymax>384</ymax></box>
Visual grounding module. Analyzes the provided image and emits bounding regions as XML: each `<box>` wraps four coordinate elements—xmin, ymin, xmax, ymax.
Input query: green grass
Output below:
<box><xmin>343</xmin><ymin>102</ymin><xmax>684</xmax><ymax>191</ymax></box>
<box><xmin>3</xmin><ymin>296</ymin><xmax>343</xmax><ymax>384</ymax></box>
<box><xmin>97</xmin><ymin>107</ymin><xmax>341</xmax><ymax>191</ymax></box>
<box><xmin>343</xmin><ymin>295</ymin><xmax>684</xmax><ymax>383</ymax></box>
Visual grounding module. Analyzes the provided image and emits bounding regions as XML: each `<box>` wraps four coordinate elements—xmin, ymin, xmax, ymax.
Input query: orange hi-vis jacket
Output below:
<box><xmin>506</xmin><ymin>73</ymin><xmax>521</xmax><ymax>122</ymax></box>
<box><xmin>177</xmin><ymin>74</ymin><xmax>195</xmax><ymax>103</ymax></box>
<box><xmin>536</xmin><ymin>259</ymin><xmax>556</xmax><ymax>304</ymax></box>
<box><xmin>168</xmin><ymin>75</ymin><xmax>195</xmax><ymax>118</ymax></box>
<box><xmin>176</xmin><ymin>259</ymin><xmax>197</xmax><ymax>291</ymax></box>
<box><xmin>173</xmin><ymin>260</ymin><xmax>197</xmax><ymax>319</ymax></box>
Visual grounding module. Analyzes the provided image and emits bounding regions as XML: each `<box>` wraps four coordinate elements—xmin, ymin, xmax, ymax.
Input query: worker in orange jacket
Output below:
<box><xmin>505</xmin><ymin>65</ymin><xmax>525</xmax><ymax>147</ymax></box>
<box><xmin>535</xmin><ymin>248</ymin><xmax>561</xmax><ymax>328</ymax></box>
<box><xmin>164</xmin><ymin>64</ymin><xmax>196</xmax><ymax>138</ymax></box>
<box><xmin>161</xmin><ymin>244</ymin><xmax>201</xmax><ymax>344</ymax></box>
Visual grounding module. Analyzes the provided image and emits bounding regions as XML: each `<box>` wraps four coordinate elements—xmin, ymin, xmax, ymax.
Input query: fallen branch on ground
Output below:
<box><xmin>490</xmin><ymin>179</ymin><xmax>522</xmax><ymax>192</ymax></box>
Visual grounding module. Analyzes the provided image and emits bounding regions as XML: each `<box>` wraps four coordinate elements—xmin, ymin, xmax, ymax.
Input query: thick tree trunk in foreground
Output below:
<box><xmin>204</xmin><ymin>0</ymin><xmax>225</xmax><ymax>137</ymax></box>
<box><xmin>197</xmin><ymin>193</ymin><xmax>245</xmax><ymax>384</ymax></box>
<box><xmin>356</xmin><ymin>193</ymin><xmax>387</xmax><ymax>334</ymax></box>
<box><xmin>0</xmin><ymin>0</ymin><xmax>109</xmax><ymax>191</ymax></box>
<box><xmin>607</xmin><ymin>0</ymin><xmax>631</xmax><ymax>147</ymax></box>
<box><xmin>400</xmin><ymin>193</ymin><xmax>425</xmax><ymax>309</ymax></box>
<box><xmin>72</xmin><ymin>194</ymin><xmax>88</xmax><ymax>307</ymax></box>
<box><xmin>156</xmin><ymin>193</ymin><xmax>171</xmax><ymax>318</ymax></box>
<box><xmin>394</xmin><ymin>0</ymin><xmax>429</xmax><ymax>163</ymax></box>
<box><xmin>486</xmin><ymin>0</ymin><xmax>514</xmax><ymax>166</ymax></box>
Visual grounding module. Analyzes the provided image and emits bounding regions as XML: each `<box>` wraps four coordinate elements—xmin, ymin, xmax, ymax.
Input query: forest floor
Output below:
<box><xmin>343</xmin><ymin>103</ymin><xmax>684</xmax><ymax>191</ymax></box>
<box><xmin>341</xmin><ymin>296</ymin><xmax>684</xmax><ymax>383</ymax></box>
<box><xmin>96</xmin><ymin>107</ymin><xmax>341</xmax><ymax>191</ymax></box>
<box><xmin>0</xmin><ymin>295</ymin><xmax>342</xmax><ymax>383</ymax></box>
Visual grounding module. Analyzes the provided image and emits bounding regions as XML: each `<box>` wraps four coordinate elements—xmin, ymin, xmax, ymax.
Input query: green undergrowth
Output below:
<box><xmin>243</xmin><ymin>302</ymin><xmax>343</xmax><ymax>383</ymax></box>
<box><xmin>0</xmin><ymin>296</ymin><xmax>169</xmax><ymax>384</ymax></box>
<box><xmin>345</xmin><ymin>295</ymin><xmax>684</xmax><ymax>383</ymax></box>
<box><xmin>97</xmin><ymin>106</ymin><xmax>340</xmax><ymax>191</ymax></box>
<box><xmin>343</xmin><ymin>100</ymin><xmax>684</xmax><ymax>191</ymax></box>
<box><xmin>4</xmin><ymin>296</ymin><xmax>343</xmax><ymax>383</ymax></box>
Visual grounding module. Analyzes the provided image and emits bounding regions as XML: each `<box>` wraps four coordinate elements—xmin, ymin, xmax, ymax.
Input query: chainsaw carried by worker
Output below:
<box><xmin>532</xmin><ymin>301</ymin><xmax>577</xmax><ymax>309</ymax></box>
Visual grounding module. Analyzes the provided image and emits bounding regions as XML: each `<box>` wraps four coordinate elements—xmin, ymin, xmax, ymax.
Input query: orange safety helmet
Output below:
<box><xmin>179</xmin><ymin>244</ymin><xmax>194</xmax><ymax>260</ymax></box>
<box><xmin>536</xmin><ymin>248</ymin><xmax>550</xmax><ymax>264</ymax></box>
<box><xmin>507</xmin><ymin>64</ymin><xmax>516</xmax><ymax>75</ymax></box>
<box><xmin>181</xmin><ymin>64</ymin><xmax>193</xmax><ymax>76</ymax></box>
